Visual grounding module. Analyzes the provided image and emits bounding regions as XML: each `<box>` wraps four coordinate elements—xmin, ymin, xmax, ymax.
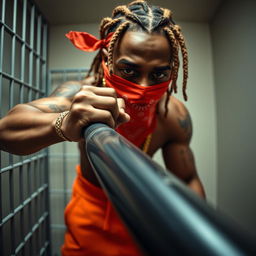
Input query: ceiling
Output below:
<box><xmin>34</xmin><ymin>0</ymin><xmax>223</xmax><ymax>25</ymax></box>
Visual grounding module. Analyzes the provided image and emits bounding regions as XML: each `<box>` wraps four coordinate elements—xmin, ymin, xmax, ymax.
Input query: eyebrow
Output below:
<box><xmin>117</xmin><ymin>58</ymin><xmax>171</xmax><ymax>71</ymax></box>
<box><xmin>153</xmin><ymin>66</ymin><xmax>171</xmax><ymax>72</ymax></box>
<box><xmin>117</xmin><ymin>59</ymin><xmax>140</xmax><ymax>68</ymax></box>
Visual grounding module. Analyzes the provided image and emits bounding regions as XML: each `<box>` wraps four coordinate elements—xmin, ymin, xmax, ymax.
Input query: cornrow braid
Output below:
<box><xmin>128</xmin><ymin>0</ymin><xmax>146</xmax><ymax>6</ymax></box>
<box><xmin>113</xmin><ymin>5</ymin><xmax>145</xmax><ymax>29</ymax></box>
<box><xmin>99</xmin><ymin>17</ymin><xmax>112</xmax><ymax>38</ymax></box>
<box><xmin>101</xmin><ymin>18</ymin><xmax>122</xmax><ymax>38</ymax></box>
<box><xmin>171</xmin><ymin>24</ymin><xmax>189</xmax><ymax>101</ymax></box>
<box><xmin>112</xmin><ymin>5</ymin><xmax>131</xmax><ymax>17</ymax></box>
<box><xmin>157</xmin><ymin>8</ymin><xmax>172</xmax><ymax>28</ymax></box>
<box><xmin>164</xmin><ymin>27</ymin><xmax>179</xmax><ymax>92</ymax></box>
<box><xmin>107</xmin><ymin>21</ymin><xmax>130</xmax><ymax>74</ymax></box>
<box><xmin>163</xmin><ymin>27</ymin><xmax>180</xmax><ymax>116</ymax></box>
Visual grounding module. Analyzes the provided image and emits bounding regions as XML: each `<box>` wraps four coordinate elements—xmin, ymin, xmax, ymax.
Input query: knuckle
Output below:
<box><xmin>74</xmin><ymin>91</ymin><xmax>93</xmax><ymax>103</ymax></box>
<box><xmin>71</xmin><ymin>104</ymin><xmax>91</xmax><ymax>117</ymax></box>
<box><xmin>105</xmin><ymin>111</ymin><xmax>112</xmax><ymax>120</ymax></box>
<box><xmin>108</xmin><ymin>97</ymin><xmax>117</xmax><ymax>106</ymax></box>
<box><xmin>117</xmin><ymin>97</ymin><xmax>125</xmax><ymax>106</ymax></box>
<box><xmin>107</xmin><ymin>87</ymin><xmax>116</xmax><ymax>97</ymax></box>
<box><xmin>82</xmin><ymin>85</ymin><xmax>93</xmax><ymax>91</ymax></box>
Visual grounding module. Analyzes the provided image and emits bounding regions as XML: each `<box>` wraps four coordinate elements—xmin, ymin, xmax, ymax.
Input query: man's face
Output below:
<box><xmin>112</xmin><ymin>31</ymin><xmax>172</xmax><ymax>87</ymax></box>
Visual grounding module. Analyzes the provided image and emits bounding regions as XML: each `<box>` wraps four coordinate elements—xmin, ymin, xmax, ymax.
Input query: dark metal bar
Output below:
<box><xmin>0</xmin><ymin>0</ymin><xmax>49</xmax><ymax>254</ymax></box>
<box><xmin>9</xmin><ymin>1</ymin><xmax>17</xmax><ymax>253</ymax></box>
<box><xmin>0</xmin><ymin>184</ymin><xmax>48</xmax><ymax>227</ymax></box>
<box><xmin>36</xmin><ymin>14</ymin><xmax>41</xmax><ymax>96</ymax></box>
<box><xmin>19</xmin><ymin>164</ymin><xmax>25</xmax><ymax>255</ymax></box>
<box><xmin>0</xmin><ymin>70</ymin><xmax>45</xmax><ymax>94</ymax></box>
<box><xmin>20</xmin><ymin>0</ymin><xmax>27</xmax><ymax>105</ymax></box>
<box><xmin>0</xmin><ymin>0</ymin><xmax>5</xmax><ymax>252</ymax></box>
<box><xmin>44</xmin><ymin>150</ymin><xmax>52</xmax><ymax>256</ymax></box>
<box><xmin>28</xmin><ymin>4</ymin><xmax>35</xmax><ymax>101</ymax></box>
<box><xmin>50</xmin><ymin>68</ymin><xmax>88</xmax><ymax>73</ymax></box>
<box><xmin>27</xmin><ymin>160</ymin><xmax>33</xmax><ymax>255</ymax></box>
<box><xmin>0</xmin><ymin>2</ymin><xmax>4</xmax><ymax>251</ymax></box>
<box><xmin>14</xmin><ymin>212</ymin><xmax>49</xmax><ymax>255</ymax></box>
<box><xmin>85</xmin><ymin>123</ymin><xmax>256</xmax><ymax>256</ymax></box>
<box><xmin>42</xmin><ymin>23</ymin><xmax>47</xmax><ymax>95</ymax></box>
<box><xmin>0</xmin><ymin>22</ymin><xmax>46</xmax><ymax>61</ymax></box>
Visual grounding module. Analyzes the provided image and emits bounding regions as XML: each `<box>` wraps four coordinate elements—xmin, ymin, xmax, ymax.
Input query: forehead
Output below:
<box><xmin>113</xmin><ymin>31</ymin><xmax>172</xmax><ymax>62</ymax></box>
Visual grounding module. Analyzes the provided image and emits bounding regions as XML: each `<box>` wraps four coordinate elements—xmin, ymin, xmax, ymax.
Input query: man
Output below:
<box><xmin>0</xmin><ymin>1</ymin><xmax>205</xmax><ymax>255</ymax></box>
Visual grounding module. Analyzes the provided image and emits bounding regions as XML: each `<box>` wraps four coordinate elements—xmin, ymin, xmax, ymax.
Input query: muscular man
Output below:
<box><xmin>0</xmin><ymin>1</ymin><xmax>205</xmax><ymax>255</ymax></box>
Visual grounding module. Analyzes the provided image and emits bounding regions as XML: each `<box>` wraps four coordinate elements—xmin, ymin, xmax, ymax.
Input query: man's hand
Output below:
<box><xmin>60</xmin><ymin>85</ymin><xmax>130</xmax><ymax>141</ymax></box>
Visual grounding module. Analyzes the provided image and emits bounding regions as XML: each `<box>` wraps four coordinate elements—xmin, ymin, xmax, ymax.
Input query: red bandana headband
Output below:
<box><xmin>66</xmin><ymin>31</ymin><xmax>114</xmax><ymax>52</ymax></box>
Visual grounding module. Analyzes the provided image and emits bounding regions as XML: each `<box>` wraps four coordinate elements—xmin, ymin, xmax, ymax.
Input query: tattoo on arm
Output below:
<box><xmin>179</xmin><ymin>147</ymin><xmax>196</xmax><ymax>182</ymax></box>
<box><xmin>28</xmin><ymin>102</ymin><xmax>68</xmax><ymax>113</ymax></box>
<box><xmin>178</xmin><ymin>112</ymin><xmax>192</xmax><ymax>141</ymax></box>
<box><xmin>180</xmin><ymin>148</ymin><xmax>194</xmax><ymax>169</ymax></box>
<box><xmin>42</xmin><ymin>104</ymin><xmax>68</xmax><ymax>112</ymax></box>
<box><xmin>50</xmin><ymin>83</ymin><xmax>81</xmax><ymax>98</ymax></box>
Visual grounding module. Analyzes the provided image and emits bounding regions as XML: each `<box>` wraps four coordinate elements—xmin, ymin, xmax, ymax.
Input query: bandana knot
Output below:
<box><xmin>66</xmin><ymin>31</ymin><xmax>114</xmax><ymax>52</ymax></box>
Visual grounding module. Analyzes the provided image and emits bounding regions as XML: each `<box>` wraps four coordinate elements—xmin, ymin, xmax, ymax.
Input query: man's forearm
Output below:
<box><xmin>0</xmin><ymin>104</ymin><xmax>62</xmax><ymax>155</ymax></box>
<box><xmin>188</xmin><ymin>177</ymin><xmax>206</xmax><ymax>199</ymax></box>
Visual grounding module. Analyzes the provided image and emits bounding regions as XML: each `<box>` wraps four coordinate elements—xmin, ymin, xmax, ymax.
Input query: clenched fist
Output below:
<box><xmin>60</xmin><ymin>85</ymin><xmax>130</xmax><ymax>141</ymax></box>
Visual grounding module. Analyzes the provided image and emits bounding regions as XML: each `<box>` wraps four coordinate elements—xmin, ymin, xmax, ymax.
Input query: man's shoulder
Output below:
<box><xmin>158</xmin><ymin>95</ymin><xmax>188</xmax><ymax>121</ymax></box>
<box><xmin>158</xmin><ymin>94</ymin><xmax>192</xmax><ymax>143</ymax></box>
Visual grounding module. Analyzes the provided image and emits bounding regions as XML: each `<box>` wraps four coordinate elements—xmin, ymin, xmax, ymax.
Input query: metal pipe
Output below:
<box><xmin>84</xmin><ymin>123</ymin><xmax>255</xmax><ymax>256</ymax></box>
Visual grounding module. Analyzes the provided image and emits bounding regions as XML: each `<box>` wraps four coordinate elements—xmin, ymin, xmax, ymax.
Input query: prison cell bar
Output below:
<box><xmin>84</xmin><ymin>123</ymin><xmax>256</xmax><ymax>256</ymax></box>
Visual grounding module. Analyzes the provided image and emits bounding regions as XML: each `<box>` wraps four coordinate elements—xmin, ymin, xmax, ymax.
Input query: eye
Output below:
<box><xmin>152</xmin><ymin>72</ymin><xmax>166</xmax><ymax>80</ymax></box>
<box><xmin>122</xmin><ymin>68</ymin><xmax>136</xmax><ymax>76</ymax></box>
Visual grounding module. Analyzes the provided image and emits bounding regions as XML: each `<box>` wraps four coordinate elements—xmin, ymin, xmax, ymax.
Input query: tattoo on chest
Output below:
<box><xmin>50</xmin><ymin>83</ymin><xmax>81</xmax><ymax>97</ymax></box>
<box><xmin>178</xmin><ymin>113</ymin><xmax>192</xmax><ymax>141</ymax></box>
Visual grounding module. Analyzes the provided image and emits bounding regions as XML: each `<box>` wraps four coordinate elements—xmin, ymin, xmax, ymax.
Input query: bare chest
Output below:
<box><xmin>144</xmin><ymin>116</ymin><xmax>169</xmax><ymax>157</ymax></box>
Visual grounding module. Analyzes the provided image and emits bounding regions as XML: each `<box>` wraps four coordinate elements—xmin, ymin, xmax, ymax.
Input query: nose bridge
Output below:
<box><xmin>139</xmin><ymin>73</ymin><xmax>150</xmax><ymax>87</ymax></box>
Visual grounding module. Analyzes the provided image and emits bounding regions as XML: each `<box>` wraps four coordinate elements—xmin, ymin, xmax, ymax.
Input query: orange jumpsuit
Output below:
<box><xmin>61</xmin><ymin>165</ymin><xmax>143</xmax><ymax>256</ymax></box>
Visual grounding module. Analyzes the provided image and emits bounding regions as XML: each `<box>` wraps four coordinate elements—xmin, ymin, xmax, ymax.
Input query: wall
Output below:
<box><xmin>49</xmin><ymin>21</ymin><xmax>217</xmax><ymax>205</ymax></box>
<box><xmin>211</xmin><ymin>0</ymin><xmax>256</xmax><ymax>237</ymax></box>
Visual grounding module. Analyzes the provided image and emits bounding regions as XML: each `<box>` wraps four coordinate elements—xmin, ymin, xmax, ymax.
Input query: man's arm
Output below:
<box><xmin>162</xmin><ymin>98</ymin><xmax>206</xmax><ymax>198</ymax></box>
<box><xmin>0</xmin><ymin>81</ymin><xmax>129</xmax><ymax>155</ymax></box>
<box><xmin>0</xmin><ymin>82</ymin><xmax>81</xmax><ymax>155</ymax></box>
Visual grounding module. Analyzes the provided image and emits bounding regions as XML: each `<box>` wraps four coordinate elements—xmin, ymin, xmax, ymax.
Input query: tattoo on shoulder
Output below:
<box><xmin>50</xmin><ymin>83</ymin><xmax>81</xmax><ymax>98</ymax></box>
<box><xmin>178</xmin><ymin>111</ymin><xmax>192</xmax><ymax>141</ymax></box>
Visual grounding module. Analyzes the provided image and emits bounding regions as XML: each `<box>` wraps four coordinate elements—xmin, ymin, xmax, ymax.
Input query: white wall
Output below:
<box><xmin>49</xmin><ymin>21</ymin><xmax>217</xmax><ymax>205</ymax></box>
<box><xmin>211</xmin><ymin>0</ymin><xmax>256</xmax><ymax>237</ymax></box>
<box><xmin>49</xmin><ymin>23</ymin><xmax>99</xmax><ymax>69</ymax></box>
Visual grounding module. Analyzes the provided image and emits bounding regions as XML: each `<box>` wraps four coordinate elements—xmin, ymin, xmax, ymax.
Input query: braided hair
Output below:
<box><xmin>86</xmin><ymin>0</ymin><xmax>189</xmax><ymax>115</ymax></box>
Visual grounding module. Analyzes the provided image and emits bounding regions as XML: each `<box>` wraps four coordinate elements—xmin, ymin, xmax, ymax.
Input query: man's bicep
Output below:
<box><xmin>162</xmin><ymin>142</ymin><xmax>197</xmax><ymax>183</ymax></box>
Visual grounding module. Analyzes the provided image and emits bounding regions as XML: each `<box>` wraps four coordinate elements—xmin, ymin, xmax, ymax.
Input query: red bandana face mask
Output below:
<box><xmin>102</xmin><ymin>61</ymin><xmax>170</xmax><ymax>148</ymax></box>
<box><xmin>66</xmin><ymin>31</ymin><xmax>170</xmax><ymax>148</ymax></box>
